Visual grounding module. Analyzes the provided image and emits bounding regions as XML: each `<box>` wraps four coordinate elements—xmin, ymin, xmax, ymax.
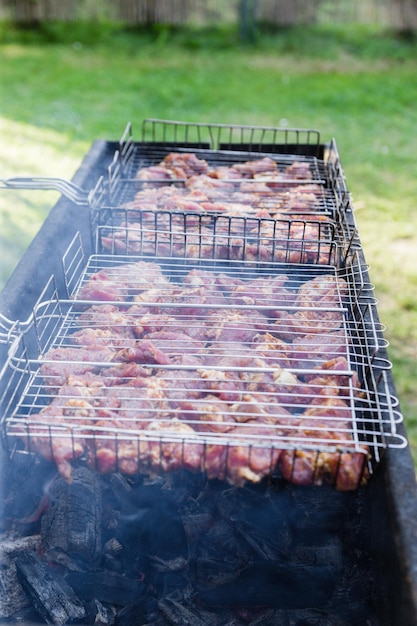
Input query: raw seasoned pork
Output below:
<box><xmin>22</xmin><ymin>260</ymin><xmax>366</xmax><ymax>491</ymax></box>
<box><xmin>100</xmin><ymin>152</ymin><xmax>338</xmax><ymax>264</ymax></box>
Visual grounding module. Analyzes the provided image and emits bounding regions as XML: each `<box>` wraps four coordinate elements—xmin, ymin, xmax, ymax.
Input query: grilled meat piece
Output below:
<box><xmin>139</xmin><ymin>330</ymin><xmax>205</xmax><ymax>357</ymax></box>
<box><xmin>271</xmin><ymin>275</ymin><xmax>348</xmax><ymax>340</ymax></box>
<box><xmin>136</xmin><ymin>164</ymin><xmax>178</xmax><ymax>185</ymax></box>
<box><xmin>230</xmin><ymin>156</ymin><xmax>279</xmax><ymax>177</ymax></box>
<box><xmin>75</xmin><ymin>261</ymin><xmax>169</xmax><ymax>302</ymax></box>
<box><xmin>252</xmin><ymin>332</ymin><xmax>292</xmax><ymax>369</ymax></box>
<box><xmin>178</xmin><ymin>395</ymin><xmax>233</xmax><ymax>433</ymax></box>
<box><xmin>17</xmin><ymin>384</ymin><xmax>97</xmax><ymax>481</ymax></box>
<box><xmin>217</xmin><ymin>274</ymin><xmax>296</xmax><ymax>314</ymax></box>
<box><xmin>278</xmin><ymin>397</ymin><xmax>368</xmax><ymax>491</ymax></box>
<box><xmin>205</xmin><ymin>309</ymin><xmax>269</xmax><ymax>344</ymax></box>
<box><xmin>114</xmin><ymin>339</ymin><xmax>171</xmax><ymax>365</ymax></box>
<box><xmin>40</xmin><ymin>346</ymin><xmax>115</xmax><ymax>390</ymax></box>
<box><xmin>160</xmin><ymin>152</ymin><xmax>210</xmax><ymax>177</ymax></box>
<box><xmin>290</xmin><ymin>329</ymin><xmax>348</xmax><ymax>369</ymax></box>
<box><xmin>126</xmin><ymin>184</ymin><xmax>186</xmax><ymax>212</ymax></box>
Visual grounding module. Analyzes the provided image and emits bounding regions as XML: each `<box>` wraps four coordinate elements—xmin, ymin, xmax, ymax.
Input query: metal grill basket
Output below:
<box><xmin>0</xmin><ymin>234</ymin><xmax>405</xmax><ymax>490</ymax></box>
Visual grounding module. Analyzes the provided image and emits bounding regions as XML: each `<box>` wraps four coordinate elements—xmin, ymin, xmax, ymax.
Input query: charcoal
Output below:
<box><xmin>15</xmin><ymin>551</ymin><xmax>86</xmax><ymax>625</ymax></box>
<box><xmin>151</xmin><ymin>570</ymin><xmax>192</xmax><ymax>600</ymax></box>
<box><xmin>115</xmin><ymin>483</ymin><xmax>188</xmax><ymax>573</ymax></box>
<box><xmin>65</xmin><ymin>570</ymin><xmax>146</xmax><ymax>606</ymax></box>
<box><xmin>216</xmin><ymin>486</ymin><xmax>292</xmax><ymax>558</ymax></box>
<box><xmin>244</xmin><ymin>608</ymin><xmax>290</xmax><ymax>625</ymax></box>
<box><xmin>105</xmin><ymin>472</ymin><xmax>133</xmax><ymax>497</ymax></box>
<box><xmin>115</xmin><ymin>596</ymin><xmax>160</xmax><ymax>626</ymax></box>
<box><xmin>193</xmin><ymin>557</ymin><xmax>243</xmax><ymax>587</ymax></box>
<box><xmin>99</xmin><ymin>474</ymin><xmax>133</xmax><ymax>536</ymax></box>
<box><xmin>158</xmin><ymin>597</ymin><xmax>208</xmax><ymax>626</ymax></box>
<box><xmin>289</xmin><ymin>486</ymin><xmax>350</xmax><ymax>541</ymax></box>
<box><xmin>1</xmin><ymin>604</ymin><xmax>46</xmax><ymax>624</ymax></box>
<box><xmin>41</xmin><ymin>466</ymin><xmax>102</xmax><ymax>568</ymax></box>
<box><xmin>181</xmin><ymin>512</ymin><xmax>214</xmax><ymax>545</ymax></box>
<box><xmin>195</xmin><ymin>606</ymin><xmax>239</xmax><ymax>626</ymax></box>
<box><xmin>329</xmin><ymin>563</ymin><xmax>376</xmax><ymax>624</ymax></box>
<box><xmin>101</xmin><ymin>537</ymin><xmax>124</xmax><ymax>572</ymax></box>
<box><xmin>148</xmin><ymin>556</ymin><xmax>191</xmax><ymax>598</ymax></box>
<box><xmin>1</xmin><ymin>454</ymin><xmax>56</xmax><ymax>533</ymax></box>
<box><xmin>149</xmin><ymin>555</ymin><xmax>188</xmax><ymax>573</ymax></box>
<box><xmin>291</xmin><ymin>535</ymin><xmax>343</xmax><ymax>568</ymax></box>
<box><xmin>284</xmin><ymin>608</ymin><xmax>348</xmax><ymax>625</ymax></box>
<box><xmin>196</xmin><ymin>560</ymin><xmax>336</xmax><ymax>609</ymax></box>
<box><xmin>197</xmin><ymin>519</ymin><xmax>255</xmax><ymax>562</ymax></box>
<box><xmin>0</xmin><ymin>533</ymin><xmax>40</xmax><ymax>619</ymax></box>
<box><xmin>2</xmin><ymin>467</ymin><xmax>384</xmax><ymax>625</ymax></box>
<box><xmin>84</xmin><ymin>598</ymin><xmax>117</xmax><ymax>625</ymax></box>
<box><xmin>159</xmin><ymin>471</ymin><xmax>208</xmax><ymax>509</ymax></box>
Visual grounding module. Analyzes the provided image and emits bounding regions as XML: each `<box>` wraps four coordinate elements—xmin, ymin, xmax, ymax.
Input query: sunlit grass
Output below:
<box><xmin>0</xmin><ymin>118</ymin><xmax>87</xmax><ymax>284</ymax></box>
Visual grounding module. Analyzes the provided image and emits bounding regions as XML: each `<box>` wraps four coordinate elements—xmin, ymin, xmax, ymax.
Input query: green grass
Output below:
<box><xmin>0</xmin><ymin>22</ymin><xmax>416</xmax><ymax>461</ymax></box>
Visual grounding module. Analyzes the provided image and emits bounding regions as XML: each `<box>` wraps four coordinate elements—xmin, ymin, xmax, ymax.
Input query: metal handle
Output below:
<box><xmin>0</xmin><ymin>313</ymin><xmax>20</xmax><ymax>344</ymax></box>
<box><xmin>0</xmin><ymin>177</ymin><xmax>88</xmax><ymax>205</ymax></box>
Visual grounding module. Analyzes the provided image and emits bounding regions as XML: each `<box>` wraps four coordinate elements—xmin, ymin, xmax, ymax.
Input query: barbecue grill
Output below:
<box><xmin>1</xmin><ymin>120</ymin><xmax>417</xmax><ymax>625</ymax></box>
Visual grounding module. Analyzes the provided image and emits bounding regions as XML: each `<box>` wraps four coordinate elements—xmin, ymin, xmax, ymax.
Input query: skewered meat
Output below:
<box><xmin>99</xmin><ymin>362</ymin><xmax>151</xmax><ymax>383</ymax></box>
<box><xmin>101</xmin><ymin>211</ymin><xmax>334</xmax><ymax>265</ymax></box>
<box><xmin>186</xmin><ymin>174</ymin><xmax>237</xmax><ymax>195</ymax></box>
<box><xmin>200</xmin><ymin>395</ymin><xmax>292</xmax><ymax>486</ymax></box>
<box><xmin>156</xmin><ymin>355</ymin><xmax>208</xmax><ymax>407</ymax></box>
<box><xmin>77</xmin><ymin>304</ymin><xmax>133</xmax><ymax>334</ymax></box>
<box><xmin>124</xmin><ymin>184</ymin><xmax>185</xmax><ymax>211</ymax></box>
<box><xmin>139</xmin><ymin>419</ymin><xmax>205</xmax><ymax>474</ymax></box>
<box><xmin>198</xmin><ymin>368</ymin><xmax>245</xmax><ymax>403</ymax></box>
<box><xmin>10</xmin><ymin>152</ymin><xmax>368</xmax><ymax>491</ymax></box>
<box><xmin>296</xmin><ymin>274</ymin><xmax>348</xmax><ymax>306</ymax></box>
<box><xmin>75</xmin><ymin>273</ymin><xmax>128</xmax><ymax>302</ymax></box>
<box><xmin>222</xmin><ymin>422</ymin><xmax>283</xmax><ymax>486</ymax></box>
<box><xmin>136</xmin><ymin>330</ymin><xmax>205</xmax><ymax>357</ymax></box>
<box><xmin>178</xmin><ymin>394</ymin><xmax>233</xmax><ymax>433</ymax></box>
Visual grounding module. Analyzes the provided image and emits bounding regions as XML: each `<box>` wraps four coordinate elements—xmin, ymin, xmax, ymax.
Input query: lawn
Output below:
<box><xmin>0</xmin><ymin>22</ymin><xmax>416</xmax><ymax>460</ymax></box>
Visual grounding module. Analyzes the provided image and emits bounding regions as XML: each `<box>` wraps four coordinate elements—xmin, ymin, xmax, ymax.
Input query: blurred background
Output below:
<box><xmin>0</xmin><ymin>0</ymin><xmax>416</xmax><ymax>460</ymax></box>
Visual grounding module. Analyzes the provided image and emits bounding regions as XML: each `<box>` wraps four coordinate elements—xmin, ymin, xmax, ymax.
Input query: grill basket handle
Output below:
<box><xmin>0</xmin><ymin>177</ymin><xmax>88</xmax><ymax>206</ymax></box>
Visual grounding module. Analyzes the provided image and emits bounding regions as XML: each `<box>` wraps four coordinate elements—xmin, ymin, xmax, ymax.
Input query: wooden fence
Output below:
<box><xmin>1</xmin><ymin>0</ymin><xmax>416</xmax><ymax>30</ymax></box>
